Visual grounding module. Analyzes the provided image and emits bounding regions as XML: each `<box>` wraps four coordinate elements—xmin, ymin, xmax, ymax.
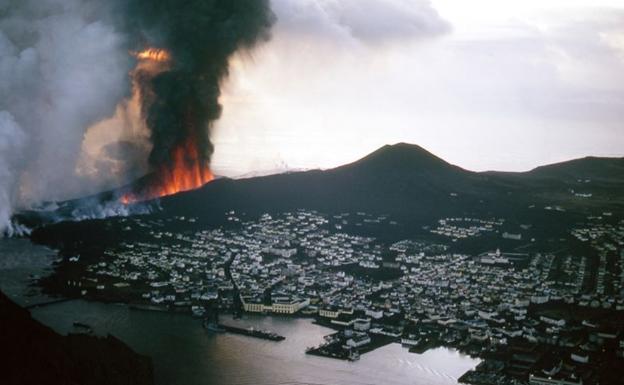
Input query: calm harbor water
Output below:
<box><xmin>0</xmin><ymin>238</ymin><xmax>57</xmax><ymax>306</ymax></box>
<box><xmin>1</xmin><ymin>239</ymin><xmax>480</xmax><ymax>385</ymax></box>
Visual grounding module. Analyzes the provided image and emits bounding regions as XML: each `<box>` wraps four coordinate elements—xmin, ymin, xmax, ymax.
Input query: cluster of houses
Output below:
<box><xmin>429</xmin><ymin>217</ymin><xmax>504</xmax><ymax>240</ymax></box>
<box><xmin>65</xmin><ymin>211</ymin><xmax>623</xmax><ymax>384</ymax></box>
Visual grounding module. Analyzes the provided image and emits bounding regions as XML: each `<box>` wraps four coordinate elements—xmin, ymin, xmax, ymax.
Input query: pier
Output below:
<box><xmin>218</xmin><ymin>324</ymin><xmax>285</xmax><ymax>341</ymax></box>
<box><xmin>25</xmin><ymin>298</ymin><xmax>73</xmax><ymax>309</ymax></box>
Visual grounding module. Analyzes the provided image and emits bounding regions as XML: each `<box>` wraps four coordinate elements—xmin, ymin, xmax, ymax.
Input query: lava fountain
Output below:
<box><xmin>108</xmin><ymin>1</ymin><xmax>273</xmax><ymax>205</ymax></box>
<box><xmin>120</xmin><ymin>48</ymin><xmax>215</xmax><ymax>204</ymax></box>
<box><xmin>120</xmin><ymin>138</ymin><xmax>214</xmax><ymax>204</ymax></box>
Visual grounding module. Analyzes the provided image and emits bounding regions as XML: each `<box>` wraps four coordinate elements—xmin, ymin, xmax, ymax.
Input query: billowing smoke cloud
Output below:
<box><xmin>0</xmin><ymin>0</ymin><xmax>274</xmax><ymax>233</ymax></box>
<box><xmin>0</xmin><ymin>112</ymin><xmax>26</xmax><ymax>236</ymax></box>
<box><xmin>0</xmin><ymin>0</ymin><xmax>132</xmax><ymax>234</ymax></box>
<box><xmin>124</xmin><ymin>0</ymin><xmax>274</xmax><ymax>171</ymax></box>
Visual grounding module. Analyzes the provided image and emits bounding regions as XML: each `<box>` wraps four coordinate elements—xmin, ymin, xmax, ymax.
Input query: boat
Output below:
<box><xmin>203</xmin><ymin>320</ymin><xmax>225</xmax><ymax>333</ymax></box>
<box><xmin>191</xmin><ymin>306</ymin><xmax>206</xmax><ymax>318</ymax></box>
<box><xmin>219</xmin><ymin>324</ymin><xmax>285</xmax><ymax>341</ymax></box>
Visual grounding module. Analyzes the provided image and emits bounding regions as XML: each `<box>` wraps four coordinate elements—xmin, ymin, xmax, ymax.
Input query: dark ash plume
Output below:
<box><xmin>1</xmin><ymin>0</ymin><xmax>275</xmax><ymax>233</ymax></box>
<box><xmin>126</xmin><ymin>0</ymin><xmax>275</xmax><ymax>170</ymax></box>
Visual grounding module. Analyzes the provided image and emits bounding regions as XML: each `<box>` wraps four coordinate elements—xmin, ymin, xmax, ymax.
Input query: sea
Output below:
<box><xmin>0</xmin><ymin>238</ymin><xmax>480</xmax><ymax>385</ymax></box>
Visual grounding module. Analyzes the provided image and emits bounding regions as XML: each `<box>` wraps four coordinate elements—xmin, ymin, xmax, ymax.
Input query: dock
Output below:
<box><xmin>219</xmin><ymin>324</ymin><xmax>285</xmax><ymax>341</ymax></box>
<box><xmin>25</xmin><ymin>298</ymin><xmax>73</xmax><ymax>309</ymax></box>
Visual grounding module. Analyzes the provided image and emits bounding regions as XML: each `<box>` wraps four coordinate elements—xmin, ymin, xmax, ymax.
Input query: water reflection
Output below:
<box><xmin>32</xmin><ymin>302</ymin><xmax>479</xmax><ymax>385</ymax></box>
<box><xmin>0</xmin><ymin>238</ymin><xmax>56</xmax><ymax>306</ymax></box>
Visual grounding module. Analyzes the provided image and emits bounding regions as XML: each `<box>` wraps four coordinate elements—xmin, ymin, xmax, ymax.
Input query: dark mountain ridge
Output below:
<box><xmin>157</xmin><ymin>143</ymin><xmax>623</xmax><ymax>222</ymax></box>
<box><xmin>159</xmin><ymin>143</ymin><xmax>487</xmax><ymax>221</ymax></box>
<box><xmin>15</xmin><ymin>143</ymin><xmax>624</xmax><ymax>230</ymax></box>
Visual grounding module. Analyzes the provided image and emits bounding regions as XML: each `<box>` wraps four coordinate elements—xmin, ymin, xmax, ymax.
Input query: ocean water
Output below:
<box><xmin>1</xmin><ymin>239</ymin><xmax>480</xmax><ymax>385</ymax></box>
<box><xmin>0</xmin><ymin>238</ymin><xmax>56</xmax><ymax>306</ymax></box>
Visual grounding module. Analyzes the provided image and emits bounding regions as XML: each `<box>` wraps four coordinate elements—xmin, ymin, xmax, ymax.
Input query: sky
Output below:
<box><xmin>1</xmin><ymin>0</ymin><xmax>624</xmax><ymax>234</ymax></box>
<box><xmin>210</xmin><ymin>0</ymin><xmax>624</xmax><ymax>175</ymax></box>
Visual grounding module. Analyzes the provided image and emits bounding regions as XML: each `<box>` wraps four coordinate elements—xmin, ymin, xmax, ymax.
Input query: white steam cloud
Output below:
<box><xmin>0</xmin><ymin>0</ymin><xmax>132</xmax><ymax>233</ymax></box>
<box><xmin>0</xmin><ymin>111</ymin><xmax>25</xmax><ymax>236</ymax></box>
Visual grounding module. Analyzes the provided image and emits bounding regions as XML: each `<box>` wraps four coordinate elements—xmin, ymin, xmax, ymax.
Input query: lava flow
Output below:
<box><xmin>121</xmin><ymin>139</ymin><xmax>214</xmax><ymax>204</ymax></box>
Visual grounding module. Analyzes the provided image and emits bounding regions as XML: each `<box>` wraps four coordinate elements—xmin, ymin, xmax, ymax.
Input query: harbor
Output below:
<box><xmin>214</xmin><ymin>323</ymin><xmax>286</xmax><ymax>341</ymax></box>
<box><xmin>306</xmin><ymin>330</ymin><xmax>395</xmax><ymax>361</ymax></box>
<box><xmin>29</xmin><ymin>299</ymin><xmax>479</xmax><ymax>385</ymax></box>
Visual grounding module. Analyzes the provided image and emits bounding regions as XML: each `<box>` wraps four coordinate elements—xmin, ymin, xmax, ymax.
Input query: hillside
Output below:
<box><xmin>0</xmin><ymin>290</ymin><xmax>153</xmax><ymax>385</ymax></box>
<box><xmin>15</xmin><ymin>143</ymin><xmax>624</xmax><ymax>230</ymax></box>
<box><xmin>159</xmin><ymin>143</ymin><xmax>624</xmax><ymax>222</ymax></box>
<box><xmin>159</xmin><ymin>143</ymin><xmax>510</xmax><ymax>222</ymax></box>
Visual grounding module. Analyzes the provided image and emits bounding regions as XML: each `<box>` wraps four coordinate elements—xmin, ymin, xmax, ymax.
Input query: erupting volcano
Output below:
<box><xmin>120</xmin><ymin>139</ymin><xmax>215</xmax><ymax>204</ymax></box>
<box><xmin>104</xmin><ymin>0</ymin><xmax>272</xmax><ymax>205</ymax></box>
<box><xmin>119</xmin><ymin>47</ymin><xmax>216</xmax><ymax>204</ymax></box>
<box><xmin>152</xmin><ymin>141</ymin><xmax>214</xmax><ymax>197</ymax></box>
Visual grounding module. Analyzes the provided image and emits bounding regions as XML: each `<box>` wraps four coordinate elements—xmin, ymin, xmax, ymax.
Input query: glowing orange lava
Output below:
<box><xmin>121</xmin><ymin>140</ymin><xmax>214</xmax><ymax>204</ymax></box>
<box><xmin>118</xmin><ymin>46</ymin><xmax>214</xmax><ymax>205</ymax></box>
<box><xmin>133</xmin><ymin>48</ymin><xmax>171</xmax><ymax>63</ymax></box>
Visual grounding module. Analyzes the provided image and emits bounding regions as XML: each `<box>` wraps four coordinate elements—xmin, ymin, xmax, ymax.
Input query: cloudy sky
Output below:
<box><xmin>211</xmin><ymin>0</ymin><xmax>624</xmax><ymax>175</ymax></box>
<box><xmin>2</xmin><ymin>0</ymin><xmax>624</xmax><ymax>233</ymax></box>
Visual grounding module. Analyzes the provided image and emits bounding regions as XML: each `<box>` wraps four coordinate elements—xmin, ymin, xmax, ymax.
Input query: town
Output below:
<box><xmin>44</xmin><ymin>209</ymin><xmax>624</xmax><ymax>385</ymax></box>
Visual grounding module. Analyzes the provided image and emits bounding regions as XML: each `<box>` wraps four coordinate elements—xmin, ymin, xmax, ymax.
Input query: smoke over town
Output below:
<box><xmin>0</xmin><ymin>0</ymin><xmax>274</xmax><ymax>234</ymax></box>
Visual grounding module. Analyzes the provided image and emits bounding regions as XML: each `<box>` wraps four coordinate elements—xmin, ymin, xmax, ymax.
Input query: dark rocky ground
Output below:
<box><xmin>0</xmin><ymin>290</ymin><xmax>153</xmax><ymax>385</ymax></box>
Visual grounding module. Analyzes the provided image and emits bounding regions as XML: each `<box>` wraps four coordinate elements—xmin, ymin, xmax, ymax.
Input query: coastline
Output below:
<box><xmin>29</xmin><ymin>298</ymin><xmax>480</xmax><ymax>385</ymax></box>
